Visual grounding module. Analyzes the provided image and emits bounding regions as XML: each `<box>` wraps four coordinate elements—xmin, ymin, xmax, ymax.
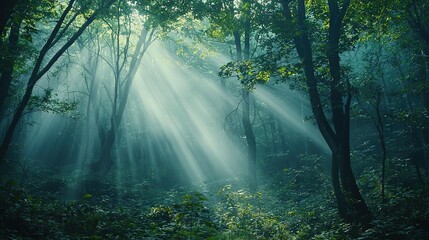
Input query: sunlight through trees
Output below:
<box><xmin>1</xmin><ymin>0</ymin><xmax>429</xmax><ymax>239</ymax></box>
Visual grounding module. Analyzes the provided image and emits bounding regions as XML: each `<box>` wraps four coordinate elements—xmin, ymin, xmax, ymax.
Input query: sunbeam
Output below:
<box><xmin>254</xmin><ymin>85</ymin><xmax>330</xmax><ymax>153</ymax></box>
<box><xmin>129</xmin><ymin>42</ymin><xmax>247</xmax><ymax>184</ymax></box>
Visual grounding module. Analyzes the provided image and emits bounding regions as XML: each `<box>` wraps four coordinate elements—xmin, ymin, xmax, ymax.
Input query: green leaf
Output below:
<box><xmin>82</xmin><ymin>193</ymin><xmax>92</xmax><ymax>199</ymax></box>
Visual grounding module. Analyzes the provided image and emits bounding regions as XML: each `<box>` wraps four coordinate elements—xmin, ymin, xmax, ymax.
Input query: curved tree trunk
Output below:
<box><xmin>280</xmin><ymin>0</ymin><xmax>371</xmax><ymax>224</ymax></box>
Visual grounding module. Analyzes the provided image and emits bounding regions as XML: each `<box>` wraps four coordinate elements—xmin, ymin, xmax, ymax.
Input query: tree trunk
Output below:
<box><xmin>0</xmin><ymin>0</ymin><xmax>18</xmax><ymax>37</ymax></box>
<box><xmin>417</xmin><ymin>49</ymin><xmax>429</xmax><ymax>176</ymax></box>
<box><xmin>231</xmin><ymin>0</ymin><xmax>257</xmax><ymax>191</ymax></box>
<box><xmin>92</xmin><ymin>26</ymin><xmax>153</xmax><ymax>172</ymax></box>
<box><xmin>280</xmin><ymin>0</ymin><xmax>371</xmax><ymax>224</ymax></box>
<box><xmin>243</xmin><ymin>0</ymin><xmax>257</xmax><ymax>191</ymax></box>
<box><xmin>339</xmin><ymin>111</ymin><xmax>372</xmax><ymax>223</ymax></box>
<box><xmin>242</xmin><ymin>91</ymin><xmax>257</xmax><ymax>191</ymax></box>
<box><xmin>0</xmin><ymin>14</ymin><xmax>22</xmax><ymax>115</ymax></box>
<box><xmin>409</xmin><ymin>0</ymin><xmax>429</xmax><ymax>176</ymax></box>
<box><xmin>96</xmin><ymin>128</ymin><xmax>116</xmax><ymax>171</ymax></box>
<box><xmin>327</xmin><ymin>0</ymin><xmax>371</xmax><ymax>222</ymax></box>
<box><xmin>269</xmin><ymin>113</ymin><xmax>279</xmax><ymax>152</ymax></box>
<box><xmin>332</xmin><ymin>149</ymin><xmax>348</xmax><ymax>219</ymax></box>
<box><xmin>278</xmin><ymin>122</ymin><xmax>287</xmax><ymax>153</ymax></box>
<box><xmin>0</xmin><ymin>82</ymin><xmax>35</xmax><ymax>162</ymax></box>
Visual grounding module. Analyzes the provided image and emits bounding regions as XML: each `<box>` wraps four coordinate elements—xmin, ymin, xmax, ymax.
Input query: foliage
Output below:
<box><xmin>0</xmin><ymin>181</ymin><xmax>217</xmax><ymax>239</ymax></box>
<box><xmin>2</xmin><ymin>153</ymin><xmax>429</xmax><ymax>239</ymax></box>
<box><xmin>219</xmin><ymin>60</ymin><xmax>271</xmax><ymax>90</ymax></box>
<box><xmin>356</xmin><ymin>186</ymin><xmax>429</xmax><ymax>240</ymax></box>
<box><xmin>146</xmin><ymin>192</ymin><xmax>219</xmax><ymax>239</ymax></box>
<box><xmin>215</xmin><ymin>184</ymin><xmax>292</xmax><ymax>239</ymax></box>
<box><xmin>26</xmin><ymin>88</ymin><xmax>78</xmax><ymax>116</ymax></box>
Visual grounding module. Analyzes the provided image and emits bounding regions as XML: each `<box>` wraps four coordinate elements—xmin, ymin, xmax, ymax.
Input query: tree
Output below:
<box><xmin>0</xmin><ymin>2</ymin><xmax>23</xmax><ymax>115</ymax></box>
<box><xmin>0</xmin><ymin>0</ymin><xmax>56</xmax><ymax>116</ymax></box>
<box><xmin>87</xmin><ymin>0</ymin><xmax>195</xmax><ymax>171</ymax></box>
<box><xmin>407</xmin><ymin>0</ymin><xmax>429</xmax><ymax>176</ymax></box>
<box><xmin>0</xmin><ymin>0</ymin><xmax>115</xmax><ymax>165</ymax></box>
<box><xmin>279</xmin><ymin>0</ymin><xmax>371</xmax><ymax>224</ymax></box>
<box><xmin>91</xmin><ymin>3</ymin><xmax>156</xmax><ymax>171</ymax></box>
<box><xmin>206</xmin><ymin>0</ymin><xmax>258</xmax><ymax>190</ymax></box>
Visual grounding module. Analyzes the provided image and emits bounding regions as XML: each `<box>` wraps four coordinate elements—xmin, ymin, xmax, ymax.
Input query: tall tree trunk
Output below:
<box><xmin>0</xmin><ymin>14</ymin><xmax>22</xmax><ymax>115</ymax></box>
<box><xmin>242</xmin><ymin>91</ymin><xmax>257</xmax><ymax>191</ymax></box>
<box><xmin>278</xmin><ymin>121</ymin><xmax>287</xmax><ymax>153</ymax></box>
<box><xmin>332</xmin><ymin>149</ymin><xmax>348</xmax><ymax>219</ymax></box>
<box><xmin>407</xmin><ymin>1</ymin><xmax>429</xmax><ymax>180</ymax></box>
<box><xmin>230</xmin><ymin>0</ymin><xmax>257</xmax><ymax>191</ymax></box>
<box><xmin>81</xmin><ymin>37</ymin><xmax>101</xmax><ymax>162</ymax></box>
<box><xmin>373</xmin><ymin>93</ymin><xmax>387</xmax><ymax>201</ymax></box>
<box><xmin>417</xmin><ymin>49</ymin><xmax>429</xmax><ymax>177</ymax></box>
<box><xmin>281</xmin><ymin>0</ymin><xmax>371</xmax><ymax>224</ymax></box>
<box><xmin>328</xmin><ymin>0</ymin><xmax>371</xmax><ymax>223</ymax></box>
<box><xmin>0</xmin><ymin>0</ymin><xmax>18</xmax><ymax>37</ymax></box>
<box><xmin>269</xmin><ymin>113</ymin><xmax>279</xmax><ymax>152</ymax></box>
<box><xmin>92</xmin><ymin>26</ymin><xmax>153</xmax><ymax>172</ymax></box>
<box><xmin>97</xmin><ymin>128</ymin><xmax>116</xmax><ymax>170</ymax></box>
<box><xmin>243</xmin><ymin>0</ymin><xmax>257</xmax><ymax>191</ymax></box>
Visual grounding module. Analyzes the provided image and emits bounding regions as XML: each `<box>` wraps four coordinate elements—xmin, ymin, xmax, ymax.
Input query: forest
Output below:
<box><xmin>0</xmin><ymin>0</ymin><xmax>429</xmax><ymax>239</ymax></box>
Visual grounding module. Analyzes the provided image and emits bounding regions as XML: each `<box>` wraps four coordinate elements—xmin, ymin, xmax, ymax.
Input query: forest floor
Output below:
<box><xmin>1</xmin><ymin>161</ymin><xmax>429</xmax><ymax>239</ymax></box>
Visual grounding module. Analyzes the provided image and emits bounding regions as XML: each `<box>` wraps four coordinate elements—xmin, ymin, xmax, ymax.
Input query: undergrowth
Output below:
<box><xmin>1</xmin><ymin>155</ymin><xmax>429</xmax><ymax>239</ymax></box>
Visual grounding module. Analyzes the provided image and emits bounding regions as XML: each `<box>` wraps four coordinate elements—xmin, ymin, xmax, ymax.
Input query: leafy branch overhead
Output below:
<box><xmin>219</xmin><ymin>57</ymin><xmax>301</xmax><ymax>90</ymax></box>
<box><xmin>26</xmin><ymin>88</ymin><xmax>78</xmax><ymax>116</ymax></box>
